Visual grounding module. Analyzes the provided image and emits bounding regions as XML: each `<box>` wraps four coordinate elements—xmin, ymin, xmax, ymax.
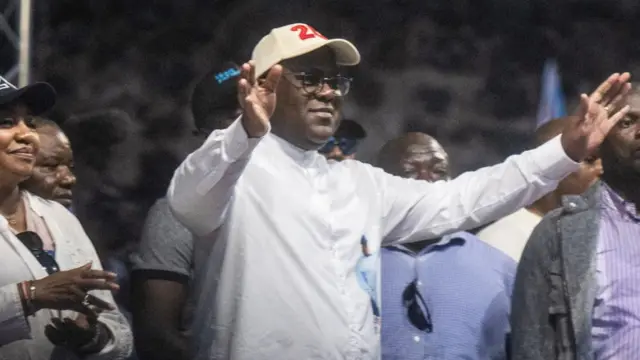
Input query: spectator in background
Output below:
<box><xmin>378</xmin><ymin>133</ymin><xmax>515</xmax><ymax>360</ymax></box>
<box><xmin>318</xmin><ymin>118</ymin><xmax>366</xmax><ymax>160</ymax></box>
<box><xmin>0</xmin><ymin>78</ymin><xmax>132</xmax><ymax>359</ymax></box>
<box><xmin>191</xmin><ymin>62</ymin><xmax>243</xmax><ymax>134</ymax></box>
<box><xmin>376</xmin><ymin>132</ymin><xmax>449</xmax><ymax>182</ymax></box>
<box><xmin>62</xmin><ymin>109</ymin><xmax>139</xmax><ymax>322</ymax></box>
<box><xmin>476</xmin><ymin>115</ymin><xmax>603</xmax><ymax>261</ymax></box>
<box><xmin>511</xmin><ymin>87</ymin><xmax>640</xmax><ymax>359</ymax></box>
<box><xmin>20</xmin><ymin>118</ymin><xmax>76</xmax><ymax>209</ymax></box>
<box><xmin>130</xmin><ymin>61</ymin><xmax>242</xmax><ymax>360</ymax></box>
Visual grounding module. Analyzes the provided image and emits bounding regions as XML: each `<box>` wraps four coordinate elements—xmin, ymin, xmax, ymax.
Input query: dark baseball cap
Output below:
<box><xmin>0</xmin><ymin>76</ymin><xmax>56</xmax><ymax>116</ymax></box>
<box><xmin>335</xmin><ymin>119</ymin><xmax>367</xmax><ymax>140</ymax></box>
<box><xmin>191</xmin><ymin>61</ymin><xmax>242</xmax><ymax>131</ymax></box>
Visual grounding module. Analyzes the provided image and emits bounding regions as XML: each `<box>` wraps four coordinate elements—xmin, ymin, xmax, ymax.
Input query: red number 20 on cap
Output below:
<box><xmin>290</xmin><ymin>24</ymin><xmax>327</xmax><ymax>41</ymax></box>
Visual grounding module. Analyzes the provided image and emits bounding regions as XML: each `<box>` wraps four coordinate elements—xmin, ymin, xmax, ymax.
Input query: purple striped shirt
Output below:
<box><xmin>592</xmin><ymin>183</ymin><xmax>640</xmax><ymax>358</ymax></box>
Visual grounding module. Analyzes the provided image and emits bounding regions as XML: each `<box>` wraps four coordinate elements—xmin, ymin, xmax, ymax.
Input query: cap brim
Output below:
<box><xmin>324</xmin><ymin>39</ymin><xmax>361</xmax><ymax>66</ymax></box>
<box><xmin>254</xmin><ymin>38</ymin><xmax>361</xmax><ymax>79</ymax></box>
<box><xmin>0</xmin><ymin>82</ymin><xmax>56</xmax><ymax>116</ymax></box>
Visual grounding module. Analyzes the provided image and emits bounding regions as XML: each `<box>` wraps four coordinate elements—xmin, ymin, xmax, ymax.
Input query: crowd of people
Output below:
<box><xmin>0</xmin><ymin>21</ymin><xmax>639</xmax><ymax>360</ymax></box>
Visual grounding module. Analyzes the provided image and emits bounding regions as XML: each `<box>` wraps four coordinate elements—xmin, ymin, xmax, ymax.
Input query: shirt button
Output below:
<box><xmin>413</xmin><ymin>335</ymin><xmax>420</xmax><ymax>343</ymax></box>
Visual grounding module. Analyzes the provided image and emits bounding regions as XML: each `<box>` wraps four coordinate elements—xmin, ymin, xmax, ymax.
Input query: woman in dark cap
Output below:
<box><xmin>0</xmin><ymin>77</ymin><xmax>132</xmax><ymax>360</ymax></box>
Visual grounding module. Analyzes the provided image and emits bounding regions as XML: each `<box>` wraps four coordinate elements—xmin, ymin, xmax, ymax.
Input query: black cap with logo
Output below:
<box><xmin>0</xmin><ymin>76</ymin><xmax>56</xmax><ymax>115</ymax></box>
<box><xmin>335</xmin><ymin>119</ymin><xmax>367</xmax><ymax>140</ymax></box>
<box><xmin>191</xmin><ymin>61</ymin><xmax>242</xmax><ymax>132</ymax></box>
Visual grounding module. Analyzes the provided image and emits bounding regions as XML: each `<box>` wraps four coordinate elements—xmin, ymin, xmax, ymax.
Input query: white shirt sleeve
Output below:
<box><xmin>377</xmin><ymin>135</ymin><xmax>578</xmax><ymax>245</ymax></box>
<box><xmin>167</xmin><ymin>117</ymin><xmax>266</xmax><ymax>235</ymax></box>
<box><xmin>0</xmin><ymin>284</ymin><xmax>31</xmax><ymax>346</ymax></box>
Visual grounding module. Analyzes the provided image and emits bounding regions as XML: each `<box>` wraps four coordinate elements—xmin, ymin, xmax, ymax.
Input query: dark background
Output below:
<box><xmin>0</xmin><ymin>0</ymin><xmax>636</xmax><ymax>257</ymax></box>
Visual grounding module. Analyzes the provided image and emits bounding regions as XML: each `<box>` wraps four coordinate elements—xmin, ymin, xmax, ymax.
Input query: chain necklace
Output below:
<box><xmin>1</xmin><ymin>200</ymin><xmax>22</xmax><ymax>227</ymax></box>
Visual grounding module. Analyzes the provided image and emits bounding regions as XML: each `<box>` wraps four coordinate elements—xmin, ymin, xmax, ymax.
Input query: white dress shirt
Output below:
<box><xmin>167</xmin><ymin>118</ymin><xmax>578</xmax><ymax>360</ymax></box>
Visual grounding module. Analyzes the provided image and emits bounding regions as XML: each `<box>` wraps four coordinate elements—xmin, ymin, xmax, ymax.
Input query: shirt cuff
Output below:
<box><xmin>0</xmin><ymin>284</ymin><xmax>31</xmax><ymax>345</ymax></box>
<box><xmin>221</xmin><ymin>116</ymin><xmax>270</xmax><ymax>162</ymax></box>
<box><xmin>530</xmin><ymin>135</ymin><xmax>580</xmax><ymax>180</ymax></box>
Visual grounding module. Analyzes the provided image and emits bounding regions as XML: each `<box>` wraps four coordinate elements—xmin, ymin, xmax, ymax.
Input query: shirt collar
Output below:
<box><xmin>601</xmin><ymin>181</ymin><xmax>640</xmax><ymax>221</ymax></box>
<box><xmin>389</xmin><ymin>231</ymin><xmax>469</xmax><ymax>256</ymax></box>
<box><xmin>269</xmin><ymin>133</ymin><xmax>325</xmax><ymax>168</ymax></box>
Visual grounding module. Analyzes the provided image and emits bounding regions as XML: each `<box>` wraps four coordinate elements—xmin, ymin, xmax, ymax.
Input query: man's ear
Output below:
<box><xmin>593</xmin><ymin>158</ymin><xmax>604</xmax><ymax>176</ymax></box>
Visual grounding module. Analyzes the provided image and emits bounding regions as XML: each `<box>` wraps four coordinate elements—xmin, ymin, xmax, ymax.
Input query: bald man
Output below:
<box><xmin>21</xmin><ymin>118</ymin><xmax>76</xmax><ymax>208</ymax></box>
<box><xmin>477</xmin><ymin>116</ymin><xmax>603</xmax><ymax>261</ymax></box>
<box><xmin>378</xmin><ymin>133</ymin><xmax>516</xmax><ymax>360</ymax></box>
<box><xmin>377</xmin><ymin>132</ymin><xmax>450</xmax><ymax>182</ymax></box>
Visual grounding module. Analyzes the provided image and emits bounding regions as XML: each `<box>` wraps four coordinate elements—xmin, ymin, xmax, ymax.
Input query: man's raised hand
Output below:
<box><xmin>562</xmin><ymin>72</ymin><xmax>632</xmax><ymax>161</ymax></box>
<box><xmin>238</xmin><ymin>61</ymin><xmax>282</xmax><ymax>138</ymax></box>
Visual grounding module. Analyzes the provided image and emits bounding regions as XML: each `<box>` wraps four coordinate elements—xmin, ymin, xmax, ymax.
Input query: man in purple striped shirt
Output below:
<box><xmin>511</xmin><ymin>85</ymin><xmax>640</xmax><ymax>359</ymax></box>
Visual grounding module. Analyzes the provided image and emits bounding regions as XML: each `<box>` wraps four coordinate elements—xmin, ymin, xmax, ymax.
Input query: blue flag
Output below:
<box><xmin>536</xmin><ymin>59</ymin><xmax>567</xmax><ymax>129</ymax></box>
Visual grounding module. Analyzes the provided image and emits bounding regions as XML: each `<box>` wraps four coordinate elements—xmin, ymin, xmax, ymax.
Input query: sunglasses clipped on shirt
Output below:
<box><xmin>403</xmin><ymin>279</ymin><xmax>433</xmax><ymax>332</ymax></box>
<box><xmin>318</xmin><ymin>136</ymin><xmax>360</xmax><ymax>155</ymax></box>
<box><xmin>16</xmin><ymin>231</ymin><xmax>60</xmax><ymax>275</ymax></box>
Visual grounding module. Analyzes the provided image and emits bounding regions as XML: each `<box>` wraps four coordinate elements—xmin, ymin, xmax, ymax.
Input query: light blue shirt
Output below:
<box><xmin>381</xmin><ymin>231</ymin><xmax>516</xmax><ymax>359</ymax></box>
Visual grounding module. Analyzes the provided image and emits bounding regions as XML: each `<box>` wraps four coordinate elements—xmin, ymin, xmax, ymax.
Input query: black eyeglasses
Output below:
<box><xmin>402</xmin><ymin>280</ymin><xmax>433</xmax><ymax>332</ymax></box>
<box><xmin>285</xmin><ymin>70</ymin><xmax>352</xmax><ymax>96</ymax></box>
<box><xmin>16</xmin><ymin>231</ymin><xmax>60</xmax><ymax>275</ymax></box>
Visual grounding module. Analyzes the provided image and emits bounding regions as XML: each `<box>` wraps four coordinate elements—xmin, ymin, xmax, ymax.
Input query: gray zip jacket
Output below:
<box><xmin>510</xmin><ymin>182</ymin><xmax>603</xmax><ymax>360</ymax></box>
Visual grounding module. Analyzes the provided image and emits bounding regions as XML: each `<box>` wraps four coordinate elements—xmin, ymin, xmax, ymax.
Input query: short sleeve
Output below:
<box><xmin>131</xmin><ymin>198</ymin><xmax>194</xmax><ymax>278</ymax></box>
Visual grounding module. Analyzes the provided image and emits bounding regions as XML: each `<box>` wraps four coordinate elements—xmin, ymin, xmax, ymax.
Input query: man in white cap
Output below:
<box><xmin>167</xmin><ymin>23</ymin><xmax>631</xmax><ymax>360</ymax></box>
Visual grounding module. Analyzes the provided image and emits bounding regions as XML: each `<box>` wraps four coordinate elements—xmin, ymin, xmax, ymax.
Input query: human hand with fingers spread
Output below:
<box><xmin>237</xmin><ymin>61</ymin><xmax>283</xmax><ymax>138</ymax></box>
<box><xmin>21</xmin><ymin>262</ymin><xmax>119</xmax><ymax>318</ymax></box>
<box><xmin>562</xmin><ymin>72</ymin><xmax>632</xmax><ymax>161</ymax></box>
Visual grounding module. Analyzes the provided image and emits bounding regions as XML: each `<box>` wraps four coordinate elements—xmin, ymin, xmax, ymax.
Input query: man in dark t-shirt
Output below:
<box><xmin>129</xmin><ymin>61</ymin><xmax>241</xmax><ymax>360</ymax></box>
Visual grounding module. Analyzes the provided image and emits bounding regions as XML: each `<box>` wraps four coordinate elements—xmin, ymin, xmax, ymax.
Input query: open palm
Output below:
<box><xmin>237</xmin><ymin>61</ymin><xmax>282</xmax><ymax>138</ymax></box>
<box><xmin>562</xmin><ymin>72</ymin><xmax>631</xmax><ymax>161</ymax></box>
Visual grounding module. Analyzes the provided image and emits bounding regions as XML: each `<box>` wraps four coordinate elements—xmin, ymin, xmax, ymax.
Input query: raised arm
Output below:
<box><xmin>167</xmin><ymin>119</ymin><xmax>263</xmax><ymax>235</ymax></box>
<box><xmin>167</xmin><ymin>61</ymin><xmax>282</xmax><ymax>236</ymax></box>
<box><xmin>379</xmin><ymin>72</ymin><xmax>630</xmax><ymax>244</ymax></box>
<box><xmin>379</xmin><ymin>135</ymin><xmax>575</xmax><ymax>244</ymax></box>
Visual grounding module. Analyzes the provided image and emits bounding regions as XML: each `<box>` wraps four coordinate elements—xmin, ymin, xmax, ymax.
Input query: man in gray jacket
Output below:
<box><xmin>510</xmin><ymin>85</ymin><xmax>640</xmax><ymax>359</ymax></box>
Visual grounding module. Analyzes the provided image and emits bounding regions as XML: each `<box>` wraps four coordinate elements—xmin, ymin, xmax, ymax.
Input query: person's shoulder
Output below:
<box><xmin>451</xmin><ymin>231</ymin><xmax>518</xmax><ymax>276</ymax></box>
<box><xmin>142</xmin><ymin>197</ymin><xmax>193</xmax><ymax>244</ymax></box>
<box><xmin>478</xmin><ymin>209</ymin><xmax>536</xmax><ymax>236</ymax></box>
<box><xmin>145</xmin><ymin>197</ymin><xmax>187</xmax><ymax>229</ymax></box>
<box><xmin>148</xmin><ymin>197</ymin><xmax>172</xmax><ymax>217</ymax></box>
<box><xmin>336</xmin><ymin>158</ymin><xmax>391</xmax><ymax>181</ymax></box>
<box><xmin>27</xmin><ymin>192</ymin><xmax>77</xmax><ymax>221</ymax></box>
<box><xmin>458</xmin><ymin>231</ymin><xmax>514</xmax><ymax>259</ymax></box>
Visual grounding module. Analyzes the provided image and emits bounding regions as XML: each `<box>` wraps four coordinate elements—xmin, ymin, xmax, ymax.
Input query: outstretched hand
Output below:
<box><xmin>237</xmin><ymin>61</ymin><xmax>282</xmax><ymax>138</ymax></box>
<box><xmin>562</xmin><ymin>72</ymin><xmax>632</xmax><ymax>161</ymax></box>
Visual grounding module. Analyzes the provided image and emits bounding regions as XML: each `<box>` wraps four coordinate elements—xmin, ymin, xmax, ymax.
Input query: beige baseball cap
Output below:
<box><xmin>251</xmin><ymin>23</ymin><xmax>361</xmax><ymax>79</ymax></box>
